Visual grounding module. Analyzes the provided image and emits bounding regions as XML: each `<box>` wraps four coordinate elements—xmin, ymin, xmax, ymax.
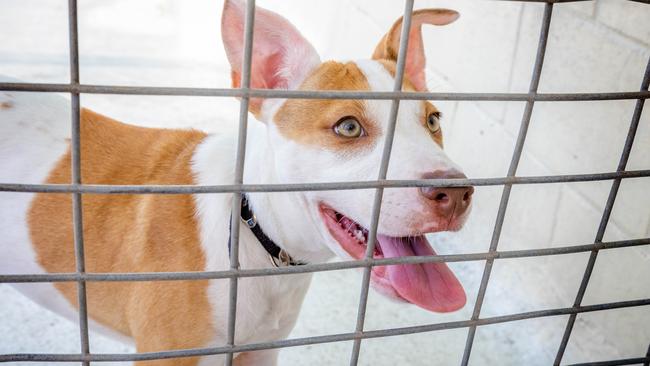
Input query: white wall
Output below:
<box><xmin>0</xmin><ymin>0</ymin><xmax>648</xmax><ymax>365</ymax></box>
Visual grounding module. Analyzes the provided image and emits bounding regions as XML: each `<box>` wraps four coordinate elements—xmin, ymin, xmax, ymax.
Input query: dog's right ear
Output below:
<box><xmin>222</xmin><ymin>0</ymin><xmax>321</xmax><ymax>118</ymax></box>
<box><xmin>373</xmin><ymin>9</ymin><xmax>459</xmax><ymax>92</ymax></box>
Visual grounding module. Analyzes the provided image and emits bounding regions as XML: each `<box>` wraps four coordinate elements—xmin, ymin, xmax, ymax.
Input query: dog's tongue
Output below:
<box><xmin>377</xmin><ymin>234</ymin><xmax>466</xmax><ymax>312</ymax></box>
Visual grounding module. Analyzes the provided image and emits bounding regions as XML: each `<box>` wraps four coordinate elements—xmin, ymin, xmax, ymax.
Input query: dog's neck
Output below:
<box><xmin>240</xmin><ymin>119</ymin><xmax>335</xmax><ymax>264</ymax></box>
<box><xmin>193</xmin><ymin>115</ymin><xmax>333</xmax><ymax>268</ymax></box>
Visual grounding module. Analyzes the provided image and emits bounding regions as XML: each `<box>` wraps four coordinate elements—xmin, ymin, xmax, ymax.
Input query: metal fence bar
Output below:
<box><xmin>224</xmin><ymin>1</ymin><xmax>256</xmax><ymax>364</ymax></box>
<box><xmin>0</xmin><ymin>237</ymin><xmax>648</xmax><ymax>284</ymax></box>
<box><xmin>348</xmin><ymin>1</ymin><xmax>414</xmax><ymax>364</ymax></box>
<box><xmin>2</xmin><ymin>298</ymin><xmax>648</xmax><ymax>363</ymax></box>
<box><xmin>2</xmin><ymin>169</ymin><xmax>649</xmax><ymax>194</ymax></box>
<box><xmin>460</xmin><ymin>3</ymin><xmax>554</xmax><ymax>365</ymax></box>
<box><xmin>567</xmin><ymin>357</ymin><xmax>650</xmax><ymax>366</ymax></box>
<box><xmin>66</xmin><ymin>1</ymin><xmax>90</xmax><ymax>365</ymax></box>
<box><xmin>2</xmin><ymin>81</ymin><xmax>649</xmax><ymax>101</ymax></box>
<box><xmin>553</xmin><ymin>56</ymin><xmax>650</xmax><ymax>366</ymax></box>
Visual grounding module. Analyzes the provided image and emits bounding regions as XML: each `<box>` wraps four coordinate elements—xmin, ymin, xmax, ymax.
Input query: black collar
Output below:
<box><xmin>228</xmin><ymin>195</ymin><xmax>305</xmax><ymax>267</ymax></box>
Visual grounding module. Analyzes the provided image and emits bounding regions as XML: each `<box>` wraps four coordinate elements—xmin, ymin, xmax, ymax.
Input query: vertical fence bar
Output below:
<box><xmin>553</xmin><ymin>56</ymin><xmax>650</xmax><ymax>366</ymax></box>
<box><xmin>225</xmin><ymin>0</ymin><xmax>256</xmax><ymax>365</ymax></box>
<box><xmin>644</xmin><ymin>343</ymin><xmax>650</xmax><ymax>366</ymax></box>
<box><xmin>348</xmin><ymin>1</ymin><xmax>414</xmax><ymax>365</ymax></box>
<box><xmin>460</xmin><ymin>3</ymin><xmax>554</xmax><ymax>365</ymax></box>
<box><xmin>67</xmin><ymin>0</ymin><xmax>90</xmax><ymax>365</ymax></box>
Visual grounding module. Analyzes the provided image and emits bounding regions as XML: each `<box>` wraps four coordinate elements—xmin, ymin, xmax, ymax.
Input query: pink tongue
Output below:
<box><xmin>377</xmin><ymin>234</ymin><xmax>466</xmax><ymax>312</ymax></box>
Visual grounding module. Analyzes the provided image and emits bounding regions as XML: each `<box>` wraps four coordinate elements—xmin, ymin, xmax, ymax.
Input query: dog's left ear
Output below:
<box><xmin>373</xmin><ymin>9</ymin><xmax>459</xmax><ymax>92</ymax></box>
<box><xmin>222</xmin><ymin>0</ymin><xmax>321</xmax><ymax>118</ymax></box>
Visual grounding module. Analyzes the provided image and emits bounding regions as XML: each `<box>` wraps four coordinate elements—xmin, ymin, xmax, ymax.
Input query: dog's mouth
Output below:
<box><xmin>319</xmin><ymin>204</ymin><xmax>466</xmax><ymax>313</ymax></box>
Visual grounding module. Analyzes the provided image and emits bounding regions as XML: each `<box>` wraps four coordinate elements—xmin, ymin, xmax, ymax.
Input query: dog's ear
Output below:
<box><xmin>372</xmin><ymin>9</ymin><xmax>459</xmax><ymax>92</ymax></box>
<box><xmin>222</xmin><ymin>0</ymin><xmax>321</xmax><ymax>117</ymax></box>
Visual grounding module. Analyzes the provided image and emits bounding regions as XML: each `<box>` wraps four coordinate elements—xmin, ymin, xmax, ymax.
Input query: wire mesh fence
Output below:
<box><xmin>0</xmin><ymin>0</ymin><xmax>649</xmax><ymax>365</ymax></box>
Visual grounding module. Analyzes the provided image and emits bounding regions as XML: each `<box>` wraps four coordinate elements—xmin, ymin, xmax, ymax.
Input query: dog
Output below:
<box><xmin>0</xmin><ymin>1</ymin><xmax>472</xmax><ymax>365</ymax></box>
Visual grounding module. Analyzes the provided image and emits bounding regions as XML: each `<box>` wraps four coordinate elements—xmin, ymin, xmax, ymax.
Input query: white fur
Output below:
<box><xmin>356</xmin><ymin>59</ymin><xmax>464</xmax><ymax>233</ymax></box>
<box><xmin>191</xmin><ymin>126</ymin><xmax>314</xmax><ymax>360</ymax></box>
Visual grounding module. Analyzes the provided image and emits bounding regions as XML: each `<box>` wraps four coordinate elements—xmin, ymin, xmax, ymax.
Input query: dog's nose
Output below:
<box><xmin>420</xmin><ymin>170</ymin><xmax>474</xmax><ymax>218</ymax></box>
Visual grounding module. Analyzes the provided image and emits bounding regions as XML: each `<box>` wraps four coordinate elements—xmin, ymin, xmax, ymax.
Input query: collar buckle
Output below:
<box><xmin>241</xmin><ymin>212</ymin><xmax>257</xmax><ymax>229</ymax></box>
<box><xmin>270</xmin><ymin>249</ymin><xmax>293</xmax><ymax>267</ymax></box>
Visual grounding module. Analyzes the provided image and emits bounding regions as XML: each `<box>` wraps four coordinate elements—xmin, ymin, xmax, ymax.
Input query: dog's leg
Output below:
<box><xmin>232</xmin><ymin>350</ymin><xmax>279</xmax><ymax>366</ymax></box>
<box><xmin>128</xmin><ymin>281</ymin><xmax>216</xmax><ymax>366</ymax></box>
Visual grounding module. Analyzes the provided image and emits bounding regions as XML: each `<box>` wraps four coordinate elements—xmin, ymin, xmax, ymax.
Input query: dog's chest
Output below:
<box><xmin>246</xmin><ymin>274</ymin><xmax>311</xmax><ymax>341</ymax></box>
<box><xmin>207</xmin><ymin>272</ymin><xmax>312</xmax><ymax>345</ymax></box>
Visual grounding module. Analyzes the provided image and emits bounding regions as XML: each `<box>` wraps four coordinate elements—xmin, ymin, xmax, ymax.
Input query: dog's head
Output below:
<box><xmin>222</xmin><ymin>1</ymin><xmax>471</xmax><ymax>313</ymax></box>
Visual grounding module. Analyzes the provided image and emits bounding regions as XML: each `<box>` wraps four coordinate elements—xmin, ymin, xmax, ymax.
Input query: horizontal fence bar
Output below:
<box><xmin>1</xmin><ymin>297</ymin><xmax>648</xmax><ymax>363</ymax></box>
<box><xmin>1</xmin><ymin>169</ymin><xmax>649</xmax><ymax>195</ymax></box>
<box><xmin>2</xmin><ymin>237</ymin><xmax>648</xmax><ymax>284</ymax></box>
<box><xmin>509</xmin><ymin>0</ymin><xmax>587</xmax><ymax>2</ymax></box>
<box><xmin>0</xmin><ymin>82</ymin><xmax>649</xmax><ymax>101</ymax></box>
<box><xmin>494</xmin><ymin>0</ymin><xmax>644</xmax><ymax>2</ymax></box>
<box><xmin>502</xmin><ymin>0</ymin><xmax>603</xmax><ymax>3</ymax></box>
<box><xmin>566</xmin><ymin>357</ymin><xmax>650</xmax><ymax>366</ymax></box>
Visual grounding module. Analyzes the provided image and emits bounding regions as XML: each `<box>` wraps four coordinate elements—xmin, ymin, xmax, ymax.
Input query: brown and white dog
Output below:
<box><xmin>0</xmin><ymin>1</ymin><xmax>472</xmax><ymax>365</ymax></box>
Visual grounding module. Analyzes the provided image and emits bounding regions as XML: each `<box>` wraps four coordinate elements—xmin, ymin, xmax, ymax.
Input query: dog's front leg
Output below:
<box><xmin>232</xmin><ymin>350</ymin><xmax>279</xmax><ymax>366</ymax></box>
<box><xmin>128</xmin><ymin>280</ymin><xmax>218</xmax><ymax>366</ymax></box>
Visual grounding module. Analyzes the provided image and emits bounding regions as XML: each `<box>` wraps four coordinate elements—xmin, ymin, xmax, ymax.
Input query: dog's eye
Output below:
<box><xmin>334</xmin><ymin>117</ymin><xmax>364</xmax><ymax>138</ymax></box>
<box><xmin>427</xmin><ymin>112</ymin><xmax>441</xmax><ymax>133</ymax></box>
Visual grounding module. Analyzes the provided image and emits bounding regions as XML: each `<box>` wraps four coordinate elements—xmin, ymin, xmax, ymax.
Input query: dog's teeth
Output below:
<box><xmin>336</xmin><ymin>215</ymin><xmax>368</xmax><ymax>245</ymax></box>
<box><xmin>354</xmin><ymin>230</ymin><xmax>365</xmax><ymax>243</ymax></box>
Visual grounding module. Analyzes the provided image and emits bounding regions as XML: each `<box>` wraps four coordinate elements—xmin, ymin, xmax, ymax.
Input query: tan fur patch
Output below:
<box><xmin>28</xmin><ymin>109</ymin><xmax>213</xmax><ymax>364</ymax></box>
<box><xmin>274</xmin><ymin>61</ymin><xmax>380</xmax><ymax>151</ymax></box>
<box><xmin>0</xmin><ymin>101</ymin><xmax>13</xmax><ymax>110</ymax></box>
